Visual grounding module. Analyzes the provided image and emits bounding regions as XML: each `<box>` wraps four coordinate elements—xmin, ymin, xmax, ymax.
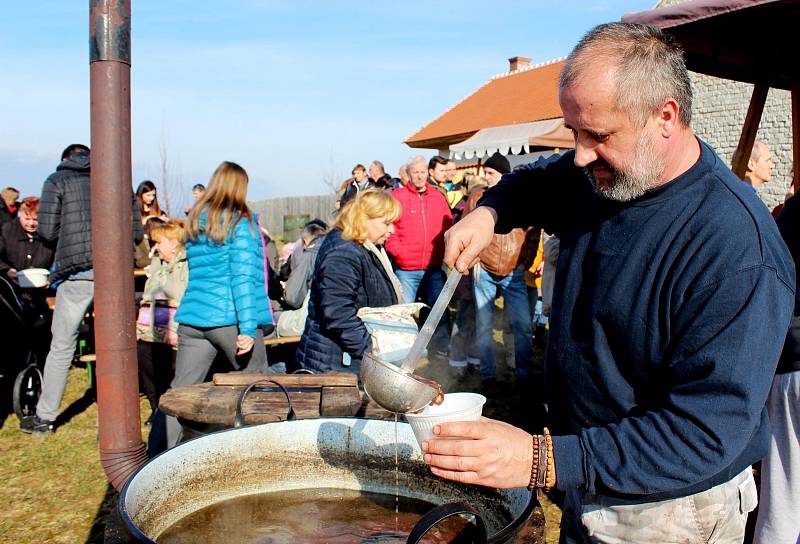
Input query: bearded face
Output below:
<box><xmin>583</xmin><ymin>128</ymin><xmax>666</xmax><ymax>202</ymax></box>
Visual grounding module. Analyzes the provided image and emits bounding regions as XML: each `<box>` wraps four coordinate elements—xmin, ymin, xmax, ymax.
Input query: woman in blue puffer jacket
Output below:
<box><xmin>167</xmin><ymin>161</ymin><xmax>272</xmax><ymax>447</ymax></box>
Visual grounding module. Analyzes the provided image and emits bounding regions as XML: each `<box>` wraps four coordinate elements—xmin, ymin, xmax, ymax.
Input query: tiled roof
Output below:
<box><xmin>406</xmin><ymin>59</ymin><xmax>566</xmax><ymax>149</ymax></box>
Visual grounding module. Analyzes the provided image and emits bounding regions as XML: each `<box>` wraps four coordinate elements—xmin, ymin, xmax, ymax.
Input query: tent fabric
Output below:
<box><xmin>448</xmin><ymin>118</ymin><xmax>574</xmax><ymax>160</ymax></box>
<box><xmin>622</xmin><ymin>0</ymin><xmax>778</xmax><ymax>29</ymax></box>
<box><xmin>622</xmin><ymin>0</ymin><xmax>797</xmax><ymax>90</ymax></box>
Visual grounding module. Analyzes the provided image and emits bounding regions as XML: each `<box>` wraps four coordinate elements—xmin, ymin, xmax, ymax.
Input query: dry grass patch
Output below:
<box><xmin>0</xmin><ymin>367</ymin><xmax>149</xmax><ymax>543</ymax></box>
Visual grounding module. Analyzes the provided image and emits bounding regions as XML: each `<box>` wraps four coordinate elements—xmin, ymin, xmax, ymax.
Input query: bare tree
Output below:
<box><xmin>321</xmin><ymin>147</ymin><xmax>346</xmax><ymax>196</ymax></box>
<box><xmin>157</xmin><ymin>126</ymin><xmax>187</xmax><ymax>217</ymax></box>
<box><xmin>159</xmin><ymin>133</ymin><xmax>172</xmax><ymax>214</ymax></box>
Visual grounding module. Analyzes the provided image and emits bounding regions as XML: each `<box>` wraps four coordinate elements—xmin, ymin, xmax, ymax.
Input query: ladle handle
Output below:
<box><xmin>406</xmin><ymin>501</ymin><xmax>487</xmax><ymax>544</ymax></box>
<box><xmin>399</xmin><ymin>268</ymin><xmax>462</xmax><ymax>374</ymax></box>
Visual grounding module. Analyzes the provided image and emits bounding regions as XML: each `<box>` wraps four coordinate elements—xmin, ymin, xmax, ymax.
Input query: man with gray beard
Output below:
<box><xmin>422</xmin><ymin>23</ymin><xmax>795</xmax><ymax>542</ymax></box>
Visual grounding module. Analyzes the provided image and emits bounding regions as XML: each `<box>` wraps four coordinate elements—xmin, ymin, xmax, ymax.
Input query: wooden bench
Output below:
<box><xmin>77</xmin><ymin>336</ymin><xmax>300</xmax><ymax>361</ymax></box>
<box><xmin>47</xmin><ymin>287</ymin><xmax>145</xmax><ymax>310</ymax></box>
<box><xmin>264</xmin><ymin>335</ymin><xmax>301</xmax><ymax>346</ymax></box>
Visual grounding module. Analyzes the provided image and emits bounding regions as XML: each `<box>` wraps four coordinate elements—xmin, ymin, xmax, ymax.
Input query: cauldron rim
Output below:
<box><xmin>119</xmin><ymin>417</ymin><xmax>538</xmax><ymax>543</ymax></box>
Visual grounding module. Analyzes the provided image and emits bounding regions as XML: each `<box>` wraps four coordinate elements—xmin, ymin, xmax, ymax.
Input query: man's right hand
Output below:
<box><xmin>444</xmin><ymin>206</ymin><xmax>497</xmax><ymax>273</ymax></box>
<box><xmin>7</xmin><ymin>268</ymin><xmax>18</xmax><ymax>283</ymax></box>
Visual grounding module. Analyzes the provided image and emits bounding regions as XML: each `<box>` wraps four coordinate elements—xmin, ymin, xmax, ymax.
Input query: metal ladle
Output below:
<box><xmin>361</xmin><ymin>268</ymin><xmax>463</xmax><ymax>413</ymax></box>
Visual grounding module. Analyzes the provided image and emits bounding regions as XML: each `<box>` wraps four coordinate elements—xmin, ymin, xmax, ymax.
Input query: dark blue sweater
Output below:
<box><xmin>479</xmin><ymin>141</ymin><xmax>795</xmax><ymax>500</ymax></box>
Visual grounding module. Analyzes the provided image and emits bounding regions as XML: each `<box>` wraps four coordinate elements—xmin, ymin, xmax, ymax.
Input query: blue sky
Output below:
<box><xmin>0</xmin><ymin>1</ymin><xmax>655</xmax><ymax>210</ymax></box>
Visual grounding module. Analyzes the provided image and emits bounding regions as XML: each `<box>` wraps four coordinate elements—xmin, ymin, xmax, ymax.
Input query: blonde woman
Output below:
<box><xmin>135</xmin><ymin>219</ymin><xmax>188</xmax><ymax>424</ymax></box>
<box><xmin>169</xmin><ymin>161</ymin><xmax>272</xmax><ymax>446</ymax></box>
<box><xmin>296</xmin><ymin>189</ymin><xmax>404</xmax><ymax>373</ymax></box>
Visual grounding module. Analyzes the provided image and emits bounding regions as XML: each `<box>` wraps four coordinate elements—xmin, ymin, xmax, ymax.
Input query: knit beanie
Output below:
<box><xmin>483</xmin><ymin>152</ymin><xmax>511</xmax><ymax>174</ymax></box>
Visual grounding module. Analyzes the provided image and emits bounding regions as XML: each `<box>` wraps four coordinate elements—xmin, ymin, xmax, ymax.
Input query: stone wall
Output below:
<box><xmin>690</xmin><ymin>73</ymin><xmax>793</xmax><ymax>209</ymax></box>
<box><xmin>654</xmin><ymin>0</ymin><xmax>794</xmax><ymax>210</ymax></box>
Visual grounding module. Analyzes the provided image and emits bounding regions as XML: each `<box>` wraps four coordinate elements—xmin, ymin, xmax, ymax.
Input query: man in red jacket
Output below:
<box><xmin>385</xmin><ymin>155</ymin><xmax>454</xmax><ymax>356</ymax></box>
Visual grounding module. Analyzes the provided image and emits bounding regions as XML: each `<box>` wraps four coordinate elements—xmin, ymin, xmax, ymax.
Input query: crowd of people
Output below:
<box><xmin>2</xmin><ymin>20</ymin><xmax>799</xmax><ymax>544</ymax></box>
<box><xmin>2</xmin><ymin>143</ymin><xmax>555</xmax><ymax>443</ymax></box>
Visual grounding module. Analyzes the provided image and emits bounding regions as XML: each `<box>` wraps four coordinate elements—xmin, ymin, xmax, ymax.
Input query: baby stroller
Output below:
<box><xmin>0</xmin><ymin>276</ymin><xmax>46</xmax><ymax>421</ymax></box>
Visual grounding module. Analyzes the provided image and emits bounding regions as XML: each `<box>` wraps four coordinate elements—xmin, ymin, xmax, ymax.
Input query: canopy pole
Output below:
<box><xmin>731</xmin><ymin>82</ymin><xmax>769</xmax><ymax>180</ymax></box>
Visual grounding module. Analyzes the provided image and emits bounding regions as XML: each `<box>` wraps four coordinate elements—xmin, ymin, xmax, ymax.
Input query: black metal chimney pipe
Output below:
<box><xmin>89</xmin><ymin>0</ymin><xmax>147</xmax><ymax>491</ymax></box>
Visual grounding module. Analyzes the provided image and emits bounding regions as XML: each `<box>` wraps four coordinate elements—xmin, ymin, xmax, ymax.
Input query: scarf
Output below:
<box><xmin>363</xmin><ymin>240</ymin><xmax>405</xmax><ymax>304</ymax></box>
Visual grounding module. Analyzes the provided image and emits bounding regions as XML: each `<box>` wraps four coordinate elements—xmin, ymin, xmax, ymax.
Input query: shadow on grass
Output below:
<box><xmin>86</xmin><ymin>483</ymin><xmax>118</xmax><ymax>543</ymax></box>
<box><xmin>55</xmin><ymin>387</ymin><xmax>96</xmax><ymax>429</ymax></box>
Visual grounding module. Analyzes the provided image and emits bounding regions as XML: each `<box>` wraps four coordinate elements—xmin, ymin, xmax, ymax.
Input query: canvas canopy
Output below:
<box><xmin>448</xmin><ymin>118</ymin><xmax>573</xmax><ymax>160</ymax></box>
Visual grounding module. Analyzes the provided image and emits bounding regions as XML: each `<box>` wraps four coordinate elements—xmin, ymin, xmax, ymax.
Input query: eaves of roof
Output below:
<box><xmin>406</xmin><ymin>58</ymin><xmax>565</xmax><ymax>149</ymax></box>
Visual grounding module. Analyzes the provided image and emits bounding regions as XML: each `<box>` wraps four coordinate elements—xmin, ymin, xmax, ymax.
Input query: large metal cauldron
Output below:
<box><xmin>119</xmin><ymin>418</ymin><xmax>543</xmax><ymax>543</ymax></box>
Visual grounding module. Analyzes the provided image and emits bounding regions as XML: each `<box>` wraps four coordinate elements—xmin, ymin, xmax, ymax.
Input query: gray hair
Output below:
<box><xmin>560</xmin><ymin>23</ymin><xmax>692</xmax><ymax>127</ymax></box>
<box><xmin>405</xmin><ymin>155</ymin><xmax>426</xmax><ymax>171</ymax></box>
<box><xmin>750</xmin><ymin>140</ymin><xmax>768</xmax><ymax>162</ymax></box>
<box><xmin>370</xmin><ymin>160</ymin><xmax>385</xmax><ymax>175</ymax></box>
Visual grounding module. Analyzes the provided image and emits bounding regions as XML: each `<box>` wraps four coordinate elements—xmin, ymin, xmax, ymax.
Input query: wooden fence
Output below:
<box><xmin>249</xmin><ymin>194</ymin><xmax>337</xmax><ymax>240</ymax></box>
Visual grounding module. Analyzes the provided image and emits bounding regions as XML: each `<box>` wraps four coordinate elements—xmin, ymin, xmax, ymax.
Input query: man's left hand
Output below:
<box><xmin>422</xmin><ymin>417</ymin><xmax>533</xmax><ymax>489</ymax></box>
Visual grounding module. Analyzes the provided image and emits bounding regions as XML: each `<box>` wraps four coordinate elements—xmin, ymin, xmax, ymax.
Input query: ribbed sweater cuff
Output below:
<box><xmin>552</xmin><ymin>434</ymin><xmax>587</xmax><ymax>491</ymax></box>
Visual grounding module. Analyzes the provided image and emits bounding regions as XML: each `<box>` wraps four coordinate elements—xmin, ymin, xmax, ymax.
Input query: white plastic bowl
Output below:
<box><xmin>17</xmin><ymin>268</ymin><xmax>50</xmax><ymax>288</ymax></box>
<box><xmin>404</xmin><ymin>392</ymin><xmax>486</xmax><ymax>446</ymax></box>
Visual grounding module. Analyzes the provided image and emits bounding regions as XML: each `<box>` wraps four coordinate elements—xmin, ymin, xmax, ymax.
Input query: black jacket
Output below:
<box><xmin>370</xmin><ymin>174</ymin><xmax>395</xmax><ymax>190</ymax></box>
<box><xmin>0</xmin><ymin>220</ymin><xmax>54</xmax><ymax>278</ymax></box>
<box><xmin>0</xmin><ymin>201</ymin><xmax>18</xmax><ymax>226</ymax></box>
<box><xmin>775</xmin><ymin>192</ymin><xmax>800</xmax><ymax>373</ymax></box>
<box><xmin>295</xmin><ymin>229</ymin><xmax>397</xmax><ymax>373</ymax></box>
<box><xmin>38</xmin><ymin>151</ymin><xmax>143</xmax><ymax>283</ymax></box>
<box><xmin>339</xmin><ymin>180</ymin><xmax>376</xmax><ymax>208</ymax></box>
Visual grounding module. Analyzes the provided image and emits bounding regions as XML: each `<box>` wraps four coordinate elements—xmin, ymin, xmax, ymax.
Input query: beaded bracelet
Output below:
<box><xmin>527</xmin><ymin>430</ymin><xmax>556</xmax><ymax>492</ymax></box>
<box><xmin>543</xmin><ymin>427</ymin><xmax>555</xmax><ymax>491</ymax></box>
<box><xmin>527</xmin><ymin>434</ymin><xmax>538</xmax><ymax>490</ymax></box>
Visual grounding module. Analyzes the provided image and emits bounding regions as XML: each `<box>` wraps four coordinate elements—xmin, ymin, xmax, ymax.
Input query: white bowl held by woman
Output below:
<box><xmin>17</xmin><ymin>268</ymin><xmax>50</xmax><ymax>288</ymax></box>
<box><xmin>404</xmin><ymin>392</ymin><xmax>487</xmax><ymax>446</ymax></box>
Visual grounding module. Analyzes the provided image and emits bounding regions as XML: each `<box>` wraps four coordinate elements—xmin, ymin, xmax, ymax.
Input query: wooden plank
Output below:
<box><xmin>159</xmin><ymin>381</ymin><xmax>392</xmax><ymax>424</ymax></box>
<box><xmin>319</xmin><ymin>386</ymin><xmax>362</xmax><ymax>416</ymax></box>
<box><xmin>731</xmin><ymin>82</ymin><xmax>769</xmax><ymax>180</ymax></box>
<box><xmin>264</xmin><ymin>336</ymin><xmax>301</xmax><ymax>346</ymax></box>
<box><xmin>212</xmin><ymin>372</ymin><xmax>357</xmax><ymax>387</ymax></box>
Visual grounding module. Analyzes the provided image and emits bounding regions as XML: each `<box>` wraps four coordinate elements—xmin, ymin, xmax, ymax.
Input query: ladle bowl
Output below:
<box><xmin>361</xmin><ymin>268</ymin><xmax>463</xmax><ymax>413</ymax></box>
<box><xmin>361</xmin><ymin>352</ymin><xmax>440</xmax><ymax>414</ymax></box>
